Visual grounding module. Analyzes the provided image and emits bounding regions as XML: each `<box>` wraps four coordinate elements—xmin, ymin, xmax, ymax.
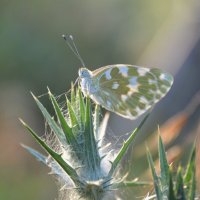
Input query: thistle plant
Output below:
<box><xmin>146</xmin><ymin>136</ymin><xmax>197</xmax><ymax>200</ymax></box>
<box><xmin>20</xmin><ymin>86</ymin><xmax>149</xmax><ymax>200</ymax></box>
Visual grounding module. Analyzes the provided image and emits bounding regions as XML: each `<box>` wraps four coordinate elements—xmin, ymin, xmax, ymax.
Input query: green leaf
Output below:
<box><xmin>83</xmin><ymin>96</ymin><xmax>100</xmax><ymax>171</ymax></box>
<box><xmin>67</xmin><ymin>98</ymin><xmax>80</xmax><ymax>129</ymax></box>
<box><xmin>176</xmin><ymin>167</ymin><xmax>186</xmax><ymax>200</ymax></box>
<box><xmin>168</xmin><ymin>169</ymin><xmax>176</xmax><ymax>200</ymax></box>
<box><xmin>184</xmin><ymin>144</ymin><xmax>196</xmax><ymax>200</ymax></box>
<box><xmin>31</xmin><ymin>93</ymin><xmax>66</xmax><ymax>144</ymax></box>
<box><xmin>110</xmin><ymin>180</ymin><xmax>151</xmax><ymax>189</ymax></box>
<box><xmin>146</xmin><ymin>147</ymin><xmax>162</xmax><ymax>199</ymax></box>
<box><xmin>184</xmin><ymin>143</ymin><xmax>196</xmax><ymax>184</ymax></box>
<box><xmin>20</xmin><ymin>119</ymin><xmax>84</xmax><ymax>186</ymax></box>
<box><xmin>78</xmin><ymin>88</ymin><xmax>85</xmax><ymax>126</ymax></box>
<box><xmin>21</xmin><ymin>144</ymin><xmax>47</xmax><ymax>164</ymax></box>
<box><xmin>158</xmin><ymin>135</ymin><xmax>169</xmax><ymax>194</ymax></box>
<box><xmin>48</xmin><ymin>89</ymin><xmax>74</xmax><ymax>144</ymax></box>
<box><xmin>108</xmin><ymin>113</ymin><xmax>150</xmax><ymax>176</ymax></box>
<box><xmin>188</xmin><ymin>170</ymin><xmax>196</xmax><ymax>200</ymax></box>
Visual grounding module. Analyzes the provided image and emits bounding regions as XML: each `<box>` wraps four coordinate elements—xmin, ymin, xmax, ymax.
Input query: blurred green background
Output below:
<box><xmin>0</xmin><ymin>0</ymin><xmax>200</xmax><ymax>199</ymax></box>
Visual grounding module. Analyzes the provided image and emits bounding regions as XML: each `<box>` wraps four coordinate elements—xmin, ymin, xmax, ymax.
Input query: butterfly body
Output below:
<box><xmin>78</xmin><ymin>64</ymin><xmax>173</xmax><ymax>119</ymax></box>
<box><xmin>79</xmin><ymin>68</ymin><xmax>99</xmax><ymax>95</ymax></box>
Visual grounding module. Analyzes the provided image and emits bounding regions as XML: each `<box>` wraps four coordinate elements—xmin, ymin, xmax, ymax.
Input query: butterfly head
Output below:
<box><xmin>78</xmin><ymin>68</ymin><xmax>92</xmax><ymax>79</ymax></box>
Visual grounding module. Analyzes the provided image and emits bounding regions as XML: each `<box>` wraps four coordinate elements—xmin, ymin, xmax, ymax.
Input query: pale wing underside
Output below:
<box><xmin>91</xmin><ymin>64</ymin><xmax>173</xmax><ymax>119</ymax></box>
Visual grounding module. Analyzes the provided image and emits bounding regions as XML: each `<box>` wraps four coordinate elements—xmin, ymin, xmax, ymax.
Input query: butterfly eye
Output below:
<box><xmin>79</xmin><ymin>68</ymin><xmax>91</xmax><ymax>78</ymax></box>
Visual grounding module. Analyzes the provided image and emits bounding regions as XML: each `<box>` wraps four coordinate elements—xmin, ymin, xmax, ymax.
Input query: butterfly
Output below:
<box><xmin>78</xmin><ymin>64</ymin><xmax>173</xmax><ymax>120</ymax></box>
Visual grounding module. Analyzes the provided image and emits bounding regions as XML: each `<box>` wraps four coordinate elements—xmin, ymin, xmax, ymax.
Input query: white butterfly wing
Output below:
<box><xmin>90</xmin><ymin>64</ymin><xmax>173</xmax><ymax>119</ymax></box>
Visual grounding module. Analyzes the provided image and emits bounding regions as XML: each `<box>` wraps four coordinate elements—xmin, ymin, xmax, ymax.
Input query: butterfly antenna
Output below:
<box><xmin>62</xmin><ymin>34</ymin><xmax>85</xmax><ymax>67</ymax></box>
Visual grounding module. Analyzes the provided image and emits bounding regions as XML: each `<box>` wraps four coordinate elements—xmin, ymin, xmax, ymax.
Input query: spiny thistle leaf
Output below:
<box><xmin>19</xmin><ymin>119</ymin><xmax>84</xmax><ymax>186</ymax></box>
<box><xmin>158</xmin><ymin>134</ymin><xmax>169</xmax><ymax>196</ymax></box>
<box><xmin>189</xmin><ymin>170</ymin><xmax>196</xmax><ymax>200</ymax></box>
<box><xmin>108</xmin><ymin>113</ymin><xmax>150</xmax><ymax>176</ymax></box>
<box><xmin>21</xmin><ymin>144</ymin><xmax>47</xmax><ymax>164</ymax></box>
<box><xmin>83</xmin><ymin>96</ymin><xmax>101</xmax><ymax>172</ymax></box>
<box><xmin>184</xmin><ymin>143</ymin><xmax>196</xmax><ymax>184</ymax></box>
<box><xmin>66</xmin><ymin>98</ymin><xmax>80</xmax><ymax>129</ymax></box>
<box><xmin>110</xmin><ymin>180</ymin><xmax>151</xmax><ymax>189</ymax></box>
<box><xmin>168</xmin><ymin>170</ymin><xmax>176</xmax><ymax>200</ymax></box>
<box><xmin>184</xmin><ymin>143</ymin><xmax>196</xmax><ymax>200</ymax></box>
<box><xmin>78</xmin><ymin>87</ymin><xmax>85</xmax><ymax>125</ymax></box>
<box><xmin>176</xmin><ymin>167</ymin><xmax>186</xmax><ymax>200</ymax></box>
<box><xmin>146</xmin><ymin>147</ymin><xmax>163</xmax><ymax>199</ymax></box>
<box><xmin>48</xmin><ymin>89</ymin><xmax>74</xmax><ymax>144</ymax></box>
<box><xmin>31</xmin><ymin>93</ymin><xmax>66</xmax><ymax>145</ymax></box>
<box><xmin>147</xmin><ymin>135</ymin><xmax>197</xmax><ymax>200</ymax></box>
<box><xmin>22</xmin><ymin>144</ymin><xmax>77</xmax><ymax>183</ymax></box>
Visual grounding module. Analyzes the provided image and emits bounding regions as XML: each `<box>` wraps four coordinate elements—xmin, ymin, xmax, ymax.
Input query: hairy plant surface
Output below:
<box><xmin>21</xmin><ymin>87</ymin><xmax>149</xmax><ymax>200</ymax></box>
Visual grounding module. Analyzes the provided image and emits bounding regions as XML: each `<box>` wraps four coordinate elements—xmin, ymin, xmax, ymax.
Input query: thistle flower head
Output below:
<box><xmin>21</xmin><ymin>85</ymin><xmax>149</xmax><ymax>200</ymax></box>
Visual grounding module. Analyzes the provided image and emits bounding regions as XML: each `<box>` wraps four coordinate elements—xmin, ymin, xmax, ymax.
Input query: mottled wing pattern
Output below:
<box><xmin>91</xmin><ymin>64</ymin><xmax>173</xmax><ymax>119</ymax></box>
